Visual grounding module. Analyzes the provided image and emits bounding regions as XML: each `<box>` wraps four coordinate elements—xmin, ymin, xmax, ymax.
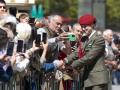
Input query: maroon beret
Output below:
<box><xmin>78</xmin><ymin>14</ymin><xmax>96</xmax><ymax>25</ymax></box>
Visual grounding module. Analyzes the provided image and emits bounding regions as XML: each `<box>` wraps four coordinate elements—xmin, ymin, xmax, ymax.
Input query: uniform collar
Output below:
<box><xmin>89</xmin><ymin>30</ymin><xmax>96</xmax><ymax>39</ymax></box>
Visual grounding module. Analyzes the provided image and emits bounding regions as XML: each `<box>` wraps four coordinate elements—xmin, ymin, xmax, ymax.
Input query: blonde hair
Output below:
<box><xmin>19</xmin><ymin>13</ymin><xmax>29</xmax><ymax>19</ymax></box>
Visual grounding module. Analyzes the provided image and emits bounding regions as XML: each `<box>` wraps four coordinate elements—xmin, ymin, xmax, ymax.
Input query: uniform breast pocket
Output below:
<box><xmin>88</xmin><ymin>44</ymin><xmax>93</xmax><ymax>48</ymax></box>
<box><xmin>85</xmin><ymin>44</ymin><xmax>92</xmax><ymax>52</ymax></box>
<box><xmin>88</xmin><ymin>43</ymin><xmax>92</xmax><ymax>47</ymax></box>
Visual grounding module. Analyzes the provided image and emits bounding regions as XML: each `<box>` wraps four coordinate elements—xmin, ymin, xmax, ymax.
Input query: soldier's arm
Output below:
<box><xmin>64</xmin><ymin>48</ymin><xmax>79</xmax><ymax>65</ymax></box>
<box><xmin>68</xmin><ymin>35</ymin><xmax>105</xmax><ymax>68</ymax></box>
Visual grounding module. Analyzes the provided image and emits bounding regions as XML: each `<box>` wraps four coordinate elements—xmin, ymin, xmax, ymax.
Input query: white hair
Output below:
<box><xmin>0</xmin><ymin>14</ymin><xmax>18</xmax><ymax>26</ymax></box>
<box><xmin>103</xmin><ymin>29</ymin><xmax>113</xmax><ymax>39</ymax></box>
<box><xmin>48</xmin><ymin>15</ymin><xmax>62</xmax><ymax>22</ymax></box>
<box><xmin>3</xmin><ymin>14</ymin><xmax>18</xmax><ymax>24</ymax></box>
<box><xmin>73</xmin><ymin>23</ymin><xmax>81</xmax><ymax>30</ymax></box>
<box><xmin>16</xmin><ymin>23</ymin><xmax>31</xmax><ymax>42</ymax></box>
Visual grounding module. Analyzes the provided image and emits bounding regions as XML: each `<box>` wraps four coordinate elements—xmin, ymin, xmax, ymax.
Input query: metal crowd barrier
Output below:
<box><xmin>0</xmin><ymin>72</ymin><xmax>82</xmax><ymax>90</ymax></box>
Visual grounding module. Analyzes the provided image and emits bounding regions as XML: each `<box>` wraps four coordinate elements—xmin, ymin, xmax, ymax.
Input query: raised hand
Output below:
<box><xmin>0</xmin><ymin>54</ymin><xmax>6</xmax><ymax>60</ymax></box>
<box><xmin>53</xmin><ymin>60</ymin><xmax>65</xmax><ymax>69</ymax></box>
<box><xmin>58</xmin><ymin>32</ymin><xmax>69</xmax><ymax>40</ymax></box>
<box><xmin>32</xmin><ymin>40</ymin><xmax>40</xmax><ymax>51</ymax></box>
<box><xmin>104</xmin><ymin>60</ymin><xmax>118</xmax><ymax>69</ymax></box>
<box><xmin>41</xmin><ymin>41</ymin><xmax>48</xmax><ymax>50</ymax></box>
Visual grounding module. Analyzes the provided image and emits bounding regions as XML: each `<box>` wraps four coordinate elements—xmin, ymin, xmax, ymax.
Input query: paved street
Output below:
<box><xmin>112</xmin><ymin>85</ymin><xmax>120</xmax><ymax>90</ymax></box>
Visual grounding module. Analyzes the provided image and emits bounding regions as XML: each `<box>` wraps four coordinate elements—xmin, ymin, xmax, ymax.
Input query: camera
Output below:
<box><xmin>36</xmin><ymin>29</ymin><xmax>47</xmax><ymax>46</ymax></box>
<box><xmin>42</xmin><ymin>32</ymin><xmax>47</xmax><ymax>44</ymax></box>
<box><xmin>67</xmin><ymin>33</ymin><xmax>76</xmax><ymax>41</ymax></box>
<box><xmin>35</xmin><ymin>34</ymin><xmax>41</xmax><ymax>46</ymax></box>
<box><xmin>16</xmin><ymin>40</ymin><xmax>24</xmax><ymax>53</ymax></box>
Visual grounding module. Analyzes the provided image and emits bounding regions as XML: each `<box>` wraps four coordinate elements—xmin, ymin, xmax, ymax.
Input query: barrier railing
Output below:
<box><xmin>0</xmin><ymin>72</ymin><xmax>82</xmax><ymax>90</ymax></box>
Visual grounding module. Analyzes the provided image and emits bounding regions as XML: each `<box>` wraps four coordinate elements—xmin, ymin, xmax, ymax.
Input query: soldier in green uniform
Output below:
<box><xmin>64</xmin><ymin>14</ymin><xmax>109</xmax><ymax>90</ymax></box>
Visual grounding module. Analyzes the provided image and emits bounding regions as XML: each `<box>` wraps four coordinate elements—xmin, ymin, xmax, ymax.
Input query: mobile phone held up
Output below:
<box><xmin>35</xmin><ymin>34</ymin><xmax>41</xmax><ymax>47</ymax></box>
<box><xmin>16</xmin><ymin>40</ymin><xmax>24</xmax><ymax>53</ymax></box>
<box><xmin>6</xmin><ymin>41</ymin><xmax>14</xmax><ymax>56</ymax></box>
<box><xmin>42</xmin><ymin>32</ymin><xmax>47</xmax><ymax>44</ymax></box>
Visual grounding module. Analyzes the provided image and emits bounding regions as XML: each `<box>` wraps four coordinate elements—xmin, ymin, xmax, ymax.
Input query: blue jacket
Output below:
<box><xmin>42</xmin><ymin>63</ymin><xmax>56</xmax><ymax>72</ymax></box>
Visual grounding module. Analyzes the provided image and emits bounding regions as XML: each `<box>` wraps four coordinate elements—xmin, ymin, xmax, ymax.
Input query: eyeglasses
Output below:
<box><xmin>0</xmin><ymin>6</ymin><xmax>6</xmax><ymax>9</ymax></box>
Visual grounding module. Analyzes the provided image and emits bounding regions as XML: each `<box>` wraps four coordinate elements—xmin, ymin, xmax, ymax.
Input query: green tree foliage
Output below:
<box><xmin>45</xmin><ymin>0</ymin><xmax>78</xmax><ymax>18</ymax></box>
<box><xmin>107</xmin><ymin>0</ymin><xmax>120</xmax><ymax>23</ymax></box>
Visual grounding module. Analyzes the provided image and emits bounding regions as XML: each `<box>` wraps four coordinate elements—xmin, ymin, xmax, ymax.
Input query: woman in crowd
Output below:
<box><xmin>0</xmin><ymin>28</ymin><xmax>13</xmax><ymax>82</ymax></box>
<box><xmin>11</xmin><ymin>22</ymin><xmax>63</xmax><ymax>73</ymax></box>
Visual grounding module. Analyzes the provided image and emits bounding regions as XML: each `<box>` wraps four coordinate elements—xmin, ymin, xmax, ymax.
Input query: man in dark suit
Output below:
<box><xmin>64</xmin><ymin>14</ymin><xmax>109</xmax><ymax>90</ymax></box>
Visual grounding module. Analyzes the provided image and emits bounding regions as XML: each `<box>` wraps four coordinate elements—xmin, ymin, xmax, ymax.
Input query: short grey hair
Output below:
<box><xmin>47</xmin><ymin>15</ymin><xmax>62</xmax><ymax>22</ymax></box>
<box><xmin>73</xmin><ymin>23</ymin><xmax>81</xmax><ymax>30</ymax></box>
<box><xmin>103</xmin><ymin>29</ymin><xmax>113</xmax><ymax>38</ymax></box>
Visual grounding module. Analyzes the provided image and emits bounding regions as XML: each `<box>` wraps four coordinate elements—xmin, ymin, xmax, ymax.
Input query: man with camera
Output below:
<box><xmin>36</xmin><ymin>15</ymin><xmax>64</xmax><ymax>62</ymax></box>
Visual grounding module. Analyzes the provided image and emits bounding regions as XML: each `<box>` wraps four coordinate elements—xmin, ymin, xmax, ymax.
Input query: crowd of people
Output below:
<box><xmin>0</xmin><ymin>0</ymin><xmax>120</xmax><ymax>90</ymax></box>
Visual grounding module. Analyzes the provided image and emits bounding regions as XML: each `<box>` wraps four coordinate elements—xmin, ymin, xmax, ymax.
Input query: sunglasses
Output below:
<box><xmin>0</xmin><ymin>6</ymin><xmax>6</xmax><ymax>9</ymax></box>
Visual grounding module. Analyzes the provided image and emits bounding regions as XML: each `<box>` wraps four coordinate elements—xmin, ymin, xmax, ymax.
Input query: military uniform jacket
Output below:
<box><xmin>66</xmin><ymin>30</ymin><xmax>109</xmax><ymax>87</ymax></box>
